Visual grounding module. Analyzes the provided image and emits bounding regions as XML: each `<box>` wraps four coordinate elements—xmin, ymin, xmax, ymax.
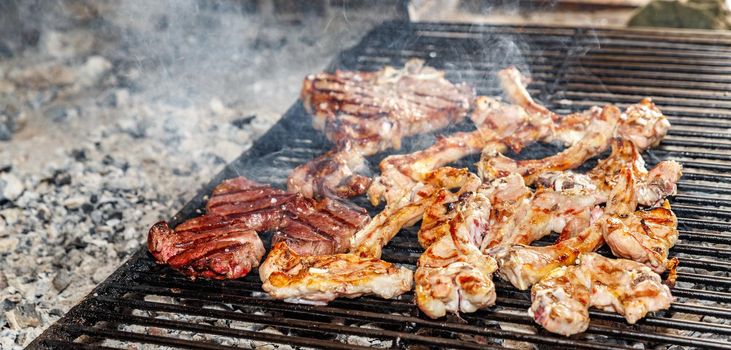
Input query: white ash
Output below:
<box><xmin>0</xmin><ymin>0</ymin><xmax>398</xmax><ymax>348</ymax></box>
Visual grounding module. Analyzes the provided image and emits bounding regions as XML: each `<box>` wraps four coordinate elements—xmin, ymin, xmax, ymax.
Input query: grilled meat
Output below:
<box><xmin>480</xmin><ymin>174</ymin><xmax>603</xmax><ymax>254</ymax></box>
<box><xmin>148</xmin><ymin>177</ymin><xmax>370</xmax><ymax>279</ymax></box>
<box><xmin>286</xmin><ymin>146</ymin><xmax>373</xmax><ymax>199</ymax></box>
<box><xmin>368</xmin><ymin>97</ymin><xmax>518</xmax><ymax>207</ymax></box>
<box><xmin>530</xmin><ymin>252</ymin><xmax>673</xmax><ymax>336</ymax></box>
<box><xmin>415</xmin><ymin>190</ymin><xmax>498</xmax><ymax>318</ymax></box>
<box><xmin>301</xmin><ymin>59</ymin><xmax>474</xmax><ymax>153</ymax></box>
<box><xmin>603</xmin><ymin>200</ymin><xmax>679</xmax><ymax>273</ymax></box>
<box><xmin>273</xmin><ymin>195</ymin><xmax>366</xmax><ymax>256</ymax></box>
<box><xmin>259</xmin><ymin>242</ymin><xmax>413</xmax><ymax>305</ymax></box>
<box><xmin>479</xmin><ymin>105</ymin><xmax>621</xmax><ymax>184</ymax></box>
<box><xmin>535</xmin><ymin>138</ymin><xmax>682</xmax><ymax>208</ymax></box>
<box><xmin>499</xmin><ymin>66</ymin><xmax>670</xmax><ymax>149</ymax></box>
<box><xmin>353</xmin><ymin>167</ymin><xmax>480</xmax><ymax>258</ymax></box>
<box><xmin>496</xmin><ymin>166</ymin><xmax>637</xmax><ymax>290</ymax></box>
<box><xmin>148</xmin><ymin>221</ymin><xmax>264</xmax><ymax>280</ymax></box>
<box><xmin>368</xmin><ymin>84</ymin><xmax>602</xmax><ymax>208</ymax></box>
<box><xmin>529</xmin><ymin>261</ymin><xmax>592</xmax><ymax>336</ymax></box>
<box><xmin>587</xmin><ymin>138</ymin><xmax>681</xmax><ymax>208</ymax></box>
<box><xmin>205</xmin><ymin>176</ymin><xmax>369</xmax><ymax>256</ymax></box>
<box><xmin>290</xmin><ymin>59</ymin><xmax>474</xmax><ymax>198</ymax></box>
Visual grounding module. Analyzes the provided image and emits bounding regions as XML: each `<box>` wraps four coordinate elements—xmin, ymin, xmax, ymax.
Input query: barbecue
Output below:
<box><xmin>290</xmin><ymin>58</ymin><xmax>474</xmax><ymax>199</ymax></box>
<box><xmin>28</xmin><ymin>21</ymin><xmax>731</xmax><ymax>349</ymax></box>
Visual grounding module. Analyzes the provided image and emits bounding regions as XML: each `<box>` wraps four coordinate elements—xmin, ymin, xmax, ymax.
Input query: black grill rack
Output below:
<box><xmin>29</xmin><ymin>21</ymin><xmax>731</xmax><ymax>349</ymax></box>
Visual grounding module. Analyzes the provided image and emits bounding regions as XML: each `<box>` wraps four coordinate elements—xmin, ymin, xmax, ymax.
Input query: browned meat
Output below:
<box><xmin>148</xmin><ymin>221</ymin><xmax>264</xmax><ymax>280</ymax></box>
<box><xmin>286</xmin><ymin>146</ymin><xmax>372</xmax><ymax>199</ymax></box>
<box><xmin>478</xmin><ymin>105</ymin><xmax>622</xmax><ymax>184</ymax></box>
<box><xmin>147</xmin><ymin>177</ymin><xmax>370</xmax><ymax>280</ymax></box>
<box><xmin>289</xmin><ymin>59</ymin><xmax>475</xmax><ymax>198</ymax></box>
<box><xmin>273</xmin><ymin>194</ymin><xmax>369</xmax><ymax>255</ymax></box>
<box><xmin>260</xmin><ymin>242</ymin><xmax>413</xmax><ymax>305</ymax></box>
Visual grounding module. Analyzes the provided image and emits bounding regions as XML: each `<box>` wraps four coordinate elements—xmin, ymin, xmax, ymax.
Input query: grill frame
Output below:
<box><xmin>28</xmin><ymin>21</ymin><xmax>731</xmax><ymax>349</ymax></box>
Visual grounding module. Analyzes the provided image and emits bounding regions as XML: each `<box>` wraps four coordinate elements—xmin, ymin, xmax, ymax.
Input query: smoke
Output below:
<box><xmin>92</xmin><ymin>0</ymin><xmax>402</xmax><ymax>111</ymax></box>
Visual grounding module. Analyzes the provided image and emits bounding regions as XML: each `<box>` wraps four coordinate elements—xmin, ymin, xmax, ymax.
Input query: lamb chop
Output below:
<box><xmin>289</xmin><ymin>59</ymin><xmax>475</xmax><ymax>199</ymax></box>
<box><xmin>415</xmin><ymin>190</ymin><xmax>498</xmax><ymax>319</ymax></box>
<box><xmin>205</xmin><ymin>176</ymin><xmax>369</xmax><ymax>255</ymax></box>
<box><xmin>148</xmin><ymin>177</ymin><xmax>370</xmax><ymax>280</ymax></box>
<box><xmin>259</xmin><ymin>242</ymin><xmax>413</xmax><ymax>305</ymax></box>
<box><xmin>530</xmin><ymin>252</ymin><xmax>673</xmax><ymax>336</ymax></box>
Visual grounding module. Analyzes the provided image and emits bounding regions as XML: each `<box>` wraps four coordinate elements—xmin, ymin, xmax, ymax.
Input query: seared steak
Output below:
<box><xmin>148</xmin><ymin>221</ymin><xmax>264</xmax><ymax>280</ymax></box>
<box><xmin>147</xmin><ymin>177</ymin><xmax>370</xmax><ymax>280</ymax></box>
<box><xmin>289</xmin><ymin>59</ymin><xmax>474</xmax><ymax>198</ymax></box>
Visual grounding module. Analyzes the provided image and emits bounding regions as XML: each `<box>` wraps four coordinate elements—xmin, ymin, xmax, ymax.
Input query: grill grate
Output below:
<box><xmin>29</xmin><ymin>21</ymin><xmax>731</xmax><ymax>349</ymax></box>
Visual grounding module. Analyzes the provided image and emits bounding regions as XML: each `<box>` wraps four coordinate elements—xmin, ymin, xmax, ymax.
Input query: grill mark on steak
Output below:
<box><xmin>207</xmin><ymin>194</ymin><xmax>293</xmax><ymax>216</ymax></box>
<box><xmin>289</xmin><ymin>59</ymin><xmax>474</xmax><ymax>199</ymax></box>
<box><xmin>206</xmin><ymin>188</ymin><xmax>287</xmax><ymax>210</ymax></box>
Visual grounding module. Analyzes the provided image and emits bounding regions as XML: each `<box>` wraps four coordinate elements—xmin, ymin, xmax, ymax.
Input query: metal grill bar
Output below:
<box><xmin>29</xmin><ymin>21</ymin><xmax>731</xmax><ymax>349</ymax></box>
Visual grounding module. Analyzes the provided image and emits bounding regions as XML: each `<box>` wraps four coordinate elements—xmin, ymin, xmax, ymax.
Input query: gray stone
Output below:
<box><xmin>62</xmin><ymin>196</ymin><xmax>86</xmax><ymax>210</ymax></box>
<box><xmin>74</xmin><ymin>56</ymin><xmax>112</xmax><ymax>89</ymax></box>
<box><xmin>0</xmin><ymin>208</ymin><xmax>19</xmax><ymax>226</ymax></box>
<box><xmin>0</xmin><ymin>123</ymin><xmax>10</xmax><ymax>141</ymax></box>
<box><xmin>0</xmin><ymin>41</ymin><xmax>12</xmax><ymax>58</ymax></box>
<box><xmin>9</xmin><ymin>302</ymin><xmax>40</xmax><ymax>328</ymax></box>
<box><xmin>0</xmin><ymin>238</ymin><xmax>18</xmax><ymax>254</ymax></box>
<box><xmin>0</xmin><ymin>173</ymin><xmax>24</xmax><ymax>201</ymax></box>
<box><xmin>45</xmin><ymin>105</ymin><xmax>69</xmax><ymax>122</ymax></box>
<box><xmin>51</xmin><ymin>270</ymin><xmax>71</xmax><ymax>292</ymax></box>
<box><xmin>42</xmin><ymin>30</ymin><xmax>94</xmax><ymax>59</ymax></box>
<box><xmin>0</xmin><ymin>271</ymin><xmax>7</xmax><ymax>290</ymax></box>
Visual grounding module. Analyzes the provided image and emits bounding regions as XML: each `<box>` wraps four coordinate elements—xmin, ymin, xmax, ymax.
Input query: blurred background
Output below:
<box><xmin>0</xmin><ymin>0</ymin><xmax>729</xmax><ymax>348</ymax></box>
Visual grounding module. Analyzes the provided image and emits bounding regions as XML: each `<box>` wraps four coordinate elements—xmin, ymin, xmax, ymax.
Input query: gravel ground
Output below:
<box><xmin>0</xmin><ymin>1</ymin><xmax>399</xmax><ymax>347</ymax></box>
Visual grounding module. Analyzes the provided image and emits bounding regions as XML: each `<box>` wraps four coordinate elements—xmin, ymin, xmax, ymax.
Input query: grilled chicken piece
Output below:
<box><xmin>415</xmin><ymin>190</ymin><xmax>498</xmax><ymax>318</ymax></box>
<box><xmin>148</xmin><ymin>221</ymin><xmax>265</xmax><ymax>280</ymax></box>
<box><xmin>354</xmin><ymin>167</ymin><xmax>481</xmax><ymax>258</ymax></box>
<box><xmin>369</xmin><ymin>86</ymin><xmax>605</xmax><ymax>208</ymax></box>
<box><xmin>480</xmin><ymin>174</ymin><xmax>604</xmax><ymax>253</ymax></box>
<box><xmin>496</xmin><ymin>166</ymin><xmax>637</xmax><ymax>290</ymax></box>
<box><xmin>499</xmin><ymin>66</ymin><xmax>670</xmax><ymax>149</ymax></box>
<box><xmin>290</xmin><ymin>59</ymin><xmax>474</xmax><ymax>198</ymax></box>
<box><xmin>259</xmin><ymin>242</ymin><xmax>413</xmax><ymax>305</ymax></box>
<box><xmin>588</xmin><ymin>138</ymin><xmax>681</xmax><ymax>208</ymax></box>
<box><xmin>369</xmin><ymin>95</ymin><xmax>595</xmax><ymax>207</ymax></box>
<box><xmin>583</xmin><ymin>253</ymin><xmax>673</xmax><ymax>323</ymax></box>
<box><xmin>417</xmin><ymin>188</ymin><xmax>461</xmax><ymax>249</ymax></box>
<box><xmin>478</xmin><ymin>105</ymin><xmax>622</xmax><ymax>184</ymax></box>
<box><xmin>603</xmin><ymin>201</ymin><xmax>679</xmax><ymax>273</ymax></box>
<box><xmin>536</xmin><ymin>138</ymin><xmax>682</xmax><ymax>209</ymax></box>
<box><xmin>530</xmin><ymin>252</ymin><xmax>673</xmax><ymax>336</ymax></box>
<box><xmin>368</xmin><ymin>98</ymin><xmax>517</xmax><ymax>207</ymax></box>
<box><xmin>529</xmin><ymin>263</ymin><xmax>592</xmax><ymax>336</ymax></box>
